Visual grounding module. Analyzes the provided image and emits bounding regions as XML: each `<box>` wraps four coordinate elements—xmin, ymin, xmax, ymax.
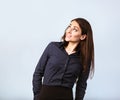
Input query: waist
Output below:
<box><xmin>42</xmin><ymin>85</ymin><xmax>72</xmax><ymax>91</ymax></box>
<box><xmin>43</xmin><ymin>78</ymin><xmax>76</xmax><ymax>88</ymax></box>
<box><xmin>41</xmin><ymin>85</ymin><xmax>73</xmax><ymax>96</ymax></box>
<box><xmin>40</xmin><ymin>85</ymin><xmax>73</xmax><ymax>100</ymax></box>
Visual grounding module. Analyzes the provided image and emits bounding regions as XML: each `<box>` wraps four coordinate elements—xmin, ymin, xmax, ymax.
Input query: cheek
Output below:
<box><xmin>64</xmin><ymin>33</ymin><xmax>69</xmax><ymax>41</ymax></box>
<box><xmin>72</xmin><ymin>33</ymin><xmax>81</xmax><ymax>40</ymax></box>
<box><xmin>65</xmin><ymin>29</ymin><xmax>69</xmax><ymax>33</ymax></box>
<box><xmin>73</xmin><ymin>36</ymin><xmax>80</xmax><ymax>41</ymax></box>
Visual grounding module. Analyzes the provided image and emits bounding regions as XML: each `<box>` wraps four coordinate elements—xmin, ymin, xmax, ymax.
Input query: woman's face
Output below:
<box><xmin>65</xmin><ymin>20</ymin><xmax>82</xmax><ymax>43</ymax></box>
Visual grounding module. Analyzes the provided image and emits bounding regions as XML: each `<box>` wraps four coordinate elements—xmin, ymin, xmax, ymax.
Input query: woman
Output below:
<box><xmin>32</xmin><ymin>18</ymin><xmax>94</xmax><ymax>100</ymax></box>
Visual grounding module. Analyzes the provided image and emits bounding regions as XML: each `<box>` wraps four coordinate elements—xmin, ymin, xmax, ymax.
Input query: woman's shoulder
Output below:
<box><xmin>45</xmin><ymin>41</ymin><xmax>63</xmax><ymax>51</ymax></box>
<box><xmin>48</xmin><ymin>41</ymin><xmax>63</xmax><ymax>47</ymax></box>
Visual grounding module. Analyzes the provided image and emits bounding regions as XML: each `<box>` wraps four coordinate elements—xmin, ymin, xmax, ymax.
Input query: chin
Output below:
<box><xmin>65</xmin><ymin>38</ymin><xmax>70</xmax><ymax>42</ymax></box>
<box><xmin>65</xmin><ymin>39</ymin><xmax>70</xmax><ymax>42</ymax></box>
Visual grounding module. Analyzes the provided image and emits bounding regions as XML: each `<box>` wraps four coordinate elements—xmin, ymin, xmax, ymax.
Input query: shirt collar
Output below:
<box><xmin>59</xmin><ymin>42</ymin><xmax>81</xmax><ymax>56</ymax></box>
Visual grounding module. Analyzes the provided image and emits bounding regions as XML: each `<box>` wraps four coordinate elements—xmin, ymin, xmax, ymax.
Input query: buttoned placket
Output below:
<box><xmin>61</xmin><ymin>47</ymin><xmax>77</xmax><ymax>84</ymax></box>
<box><xmin>59</xmin><ymin>43</ymin><xmax>80</xmax><ymax>85</ymax></box>
<box><xmin>61</xmin><ymin>56</ymin><xmax>69</xmax><ymax>84</ymax></box>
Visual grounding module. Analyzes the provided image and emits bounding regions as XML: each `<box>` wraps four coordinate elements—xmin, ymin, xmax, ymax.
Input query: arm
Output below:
<box><xmin>32</xmin><ymin>43</ymin><xmax>51</xmax><ymax>99</ymax></box>
<box><xmin>75</xmin><ymin>66</ymin><xmax>90</xmax><ymax>100</ymax></box>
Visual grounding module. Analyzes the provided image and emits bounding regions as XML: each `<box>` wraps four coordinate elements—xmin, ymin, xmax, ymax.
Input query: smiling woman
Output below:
<box><xmin>32</xmin><ymin>18</ymin><xmax>95</xmax><ymax>100</ymax></box>
<box><xmin>65</xmin><ymin>21</ymin><xmax>83</xmax><ymax>42</ymax></box>
<box><xmin>64</xmin><ymin>20</ymin><xmax>87</xmax><ymax>55</ymax></box>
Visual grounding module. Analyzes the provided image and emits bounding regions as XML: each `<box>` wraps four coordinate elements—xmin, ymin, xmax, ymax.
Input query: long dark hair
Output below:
<box><xmin>62</xmin><ymin>18</ymin><xmax>94</xmax><ymax>77</ymax></box>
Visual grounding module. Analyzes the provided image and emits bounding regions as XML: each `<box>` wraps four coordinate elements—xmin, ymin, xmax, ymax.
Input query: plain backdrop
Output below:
<box><xmin>0</xmin><ymin>0</ymin><xmax>120</xmax><ymax>100</ymax></box>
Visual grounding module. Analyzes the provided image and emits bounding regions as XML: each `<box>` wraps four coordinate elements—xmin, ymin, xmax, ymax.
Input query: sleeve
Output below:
<box><xmin>32</xmin><ymin>42</ymin><xmax>52</xmax><ymax>100</ymax></box>
<box><xmin>75</xmin><ymin>65</ymin><xmax>90</xmax><ymax>100</ymax></box>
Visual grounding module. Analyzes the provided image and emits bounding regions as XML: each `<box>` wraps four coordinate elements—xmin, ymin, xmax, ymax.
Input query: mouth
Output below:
<box><xmin>66</xmin><ymin>34</ymin><xmax>71</xmax><ymax>38</ymax></box>
<box><xmin>65</xmin><ymin>35</ymin><xmax>71</xmax><ymax>41</ymax></box>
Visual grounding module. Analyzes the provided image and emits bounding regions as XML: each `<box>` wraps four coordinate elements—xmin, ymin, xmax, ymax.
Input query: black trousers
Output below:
<box><xmin>36</xmin><ymin>85</ymin><xmax>73</xmax><ymax>100</ymax></box>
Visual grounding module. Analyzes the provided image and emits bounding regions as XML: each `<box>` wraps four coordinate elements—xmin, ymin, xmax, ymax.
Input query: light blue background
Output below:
<box><xmin>0</xmin><ymin>0</ymin><xmax>120</xmax><ymax>100</ymax></box>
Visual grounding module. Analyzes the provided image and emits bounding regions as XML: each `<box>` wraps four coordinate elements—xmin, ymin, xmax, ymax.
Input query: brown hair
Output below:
<box><xmin>62</xmin><ymin>18</ymin><xmax>94</xmax><ymax>77</ymax></box>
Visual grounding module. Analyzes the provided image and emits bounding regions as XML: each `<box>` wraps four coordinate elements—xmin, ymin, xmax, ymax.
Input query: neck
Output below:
<box><xmin>65</xmin><ymin>42</ymin><xmax>79</xmax><ymax>53</ymax></box>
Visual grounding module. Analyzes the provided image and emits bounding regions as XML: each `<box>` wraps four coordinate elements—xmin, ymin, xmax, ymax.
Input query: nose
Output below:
<box><xmin>66</xmin><ymin>27</ymin><xmax>72</xmax><ymax>33</ymax></box>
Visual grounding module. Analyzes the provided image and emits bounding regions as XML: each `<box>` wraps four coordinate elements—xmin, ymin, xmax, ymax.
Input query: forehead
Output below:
<box><xmin>70</xmin><ymin>20</ymin><xmax>80</xmax><ymax>28</ymax></box>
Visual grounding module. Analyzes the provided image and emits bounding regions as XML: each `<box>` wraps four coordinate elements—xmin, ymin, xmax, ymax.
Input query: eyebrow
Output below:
<box><xmin>70</xmin><ymin>24</ymin><xmax>79</xmax><ymax>30</ymax></box>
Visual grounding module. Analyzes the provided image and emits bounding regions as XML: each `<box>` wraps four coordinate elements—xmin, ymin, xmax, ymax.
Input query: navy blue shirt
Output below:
<box><xmin>33</xmin><ymin>42</ymin><xmax>90</xmax><ymax>100</ymax></box>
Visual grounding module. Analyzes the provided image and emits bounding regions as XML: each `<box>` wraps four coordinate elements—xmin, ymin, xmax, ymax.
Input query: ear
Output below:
<box><xmin>80</xmin><ymin>34</ymin><xmax>87</xmax><ymax>40</ymax></box>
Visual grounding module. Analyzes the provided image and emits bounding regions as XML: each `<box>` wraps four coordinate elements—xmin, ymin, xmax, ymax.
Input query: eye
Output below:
<box><xmin>67</xmin><ymin>25</ymin><xmax>71</xmax><ymax>28</ymax></box>
<box><xmin>73</xmin><ymin>28</ymin><xmax>78</xmax><ymax>32</ymax></box>
<box><xmin>66</xmin><ymin>25</ymin><xmax>71</xmax><ymax>30</ymax></box>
